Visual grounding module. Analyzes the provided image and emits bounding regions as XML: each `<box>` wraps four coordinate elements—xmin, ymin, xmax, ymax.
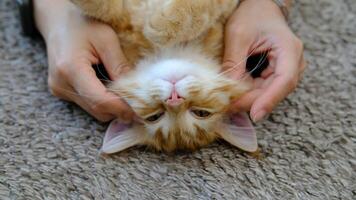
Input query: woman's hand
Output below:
<box><xmin>34</xmin><ymin>0</ymin><xmax>134</xmax><ymax>122</ymax></box>
<box><xmin>223</xmin><ymin>0</ymin><xmax>305</xmax><ymax>122</ymax></box>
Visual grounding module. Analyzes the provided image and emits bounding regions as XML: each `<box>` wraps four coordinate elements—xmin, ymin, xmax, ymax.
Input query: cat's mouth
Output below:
<box><xmin>166</xmin><ymin>87</ymin><xmax>184</xmax><ymax>107</ymax></box>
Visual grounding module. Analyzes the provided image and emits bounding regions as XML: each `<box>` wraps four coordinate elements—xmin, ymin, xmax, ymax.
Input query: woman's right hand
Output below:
<box><xmin>34</xmin><ymin>0</ymin><xmax>134</xmax><ymax>122</ymax></box>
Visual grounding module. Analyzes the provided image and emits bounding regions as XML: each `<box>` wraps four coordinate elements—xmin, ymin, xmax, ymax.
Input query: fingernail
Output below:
<box><xmin>252</xmin><ymin>110</ymin><xmax>268</xmax><ymax>122</ymax></box>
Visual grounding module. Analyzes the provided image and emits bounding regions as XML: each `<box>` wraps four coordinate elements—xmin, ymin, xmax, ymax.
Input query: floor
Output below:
<box><xmin>0</xmin><ymin>0</ymin><xmax>355</xmax><ymax>199</ymax></box>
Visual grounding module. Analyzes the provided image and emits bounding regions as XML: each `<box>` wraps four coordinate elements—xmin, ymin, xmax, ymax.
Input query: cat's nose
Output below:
<box><xmin>166</xmin><ymin>87</ymin><xmax>184</xmax><ymax>107</ymax></box>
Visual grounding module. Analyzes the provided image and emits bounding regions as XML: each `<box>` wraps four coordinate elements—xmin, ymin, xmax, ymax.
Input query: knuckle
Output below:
<box><xmin>90</xmin><ymin>101</ymin><xmax>122</xmax><ymax>122</ymax></box>
<box><xmin>113</xmin><ymin>62</ymin><xmax>130</xmax><ymax>75</ymax></box>
<box><xmin>92</xmin><ymin>110</ymin><xmax>112</xmax><ymax>122</ymax></box>
<box><xmin>287</xmin><ymin>77</ymin><xmax>299</xmax><ymax>90</ymax></box>
<box><xmin>97</xmin><ymin>26</ymin><xmax>117</xmax><ymax>42</ymax></box>
<box><xmin>294</xmin><ymin>38</ymin><xmax>304</xmax><ymax>51</ymax></box>
<box><xmin>90</xmin><ymin>104</ymin><xmax>105</xmax><ymax>115</ymax></box>
<box><xmin>54</xmin><ymin>60</ymin><xmax>70</xmax><ymax>77</ymax></box>
<box><xmin>226</xmin><ymin>23</ymin><xmax>250</xmax><ymax>38</ymax></box>
<box><xmin>102</xmin><ymin>27</ymin><xmax>116</xmax><ymax>37</ymax></box>
<box><xmin>47</xmin><ymin>78</ymin><xmax>62</xmax><ymax>97</ymax></box>
<box><xmin>265</xmin><ymin>105</ymin><xmax>274</xmax><ymax>114</ymax></box>
<box><xmin>262</xmin><ymin>101</ymin><xmax>275</xmax><ymax>114</ymax></box>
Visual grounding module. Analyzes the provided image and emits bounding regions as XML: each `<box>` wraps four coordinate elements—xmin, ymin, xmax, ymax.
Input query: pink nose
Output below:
<box><xmin>166</xmin><ymin>87</ymin><xmax>184</xmax><ymax>106</ymax></box>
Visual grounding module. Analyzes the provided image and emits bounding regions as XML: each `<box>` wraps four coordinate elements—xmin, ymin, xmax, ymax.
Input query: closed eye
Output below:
<box><xmin>190</xmin><ymin>109</ymin><xmax>212</xmax><ymax>119</ymax></box>
<box><xmin>145</xmin><ymin>112</ymin><xmax>165</xmax><ymax>123</ymax></box>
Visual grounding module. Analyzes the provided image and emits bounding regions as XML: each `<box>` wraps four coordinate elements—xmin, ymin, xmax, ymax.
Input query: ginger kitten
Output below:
<box><xmin>71</xmin><ymin>0</ymin><xmax>258</xmax><ymax>153</ymax></box>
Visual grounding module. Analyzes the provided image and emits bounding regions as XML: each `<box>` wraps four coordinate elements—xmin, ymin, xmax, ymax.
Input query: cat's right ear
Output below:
<box><xmin>101</xmin><ymin>119</ymin><xmax>143</xmax><ymax>154</ymax></box>
<box><xmin>218</xmin><ymin>112</ymin><xmax>258</xmax><ymax>152</ymax></box>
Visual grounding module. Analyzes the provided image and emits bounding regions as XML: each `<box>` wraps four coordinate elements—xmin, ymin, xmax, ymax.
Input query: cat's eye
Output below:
<box><xmin>191</xmin><ymin>109</ymin><xmax>212</xmax><ymax>119</ymax></box>
<box><xmin>145</xmin><ymin>112</ymin><xmax>165</xmax><ymax>123</ymax></box>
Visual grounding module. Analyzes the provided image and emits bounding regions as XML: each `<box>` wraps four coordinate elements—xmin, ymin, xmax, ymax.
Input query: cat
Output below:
<box><xmin>70</xmin><ymin>0</ymin><xmax>258</xmax><ymax>153</ymax></box>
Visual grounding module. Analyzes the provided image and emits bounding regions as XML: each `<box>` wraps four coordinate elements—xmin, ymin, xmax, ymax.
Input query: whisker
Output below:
<box><xmin>217</xmin><ymin>46</ymin><xmax>259</xmax><ymax>78</ymax></box>
<box><xmin>98</xmin><ymin>78</ymin><xmax>114</xmax><ymax>83</ymax></box>
<box><xmin>209</xmin><ymin>33</ymin><xmax>272</xmax><ymax>83</ymax></box>
<box><xmin>51</xmin><ymin>87</ymin><xmax>137</xmax><ymax>102</ymax></box>
<box><xmin>247</xmin><ymin>50</ymin><xmax>270</xmax><ymax>75</ymax></box>
<box><xmin>107</xmin><ymin>88</ymin><xmax>148</xmax><ymax>96</ymax></box>
<box><xmin>216</xmin><ymin>33</ymin><xmax>264</xmax><ymax>77</ymax></box>
<box><xmin>107</xmin><ymin>88</ymin><xmax>131</xmax><ymax>93</ymax></box>
<box><xmin>94</xmin><ymin>63</ymin><xmax>112</xmax><ymax>82</ymax></box>
<box><xmin>90</xmin><ymin>96</ymin><xmax>131</xmax><ymax>108</ymax></box>
<box><xmin>209</xmin><ymin>50</ymin><xmax>270</xmax><ymax>84</ymax></box>
<box><xmin>53</xmin><ymin>87</ymin><xmax>105</xmax><ymax>99</ymax></box>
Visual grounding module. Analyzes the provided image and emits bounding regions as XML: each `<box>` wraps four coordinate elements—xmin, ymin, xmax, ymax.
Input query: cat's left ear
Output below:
<box><xmin>218</xmin><ymin>112</ymin><xmax>258</xmax><ymax>152</ymax></box>
<box><xmin>101</xmin><ymin>119</ymin><xmax>143</xmax><ymax>154</ymax></box>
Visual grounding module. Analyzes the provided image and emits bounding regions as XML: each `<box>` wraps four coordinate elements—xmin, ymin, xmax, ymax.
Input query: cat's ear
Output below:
<box><xmin>101</xmin><ymin>119</ymin><xmax>143</xmax><ymax>154</ymax></box>
<box><xmin>219</xmin><ymin>112</ymin><xmax>258</xmax><ymax>152</ymax></box>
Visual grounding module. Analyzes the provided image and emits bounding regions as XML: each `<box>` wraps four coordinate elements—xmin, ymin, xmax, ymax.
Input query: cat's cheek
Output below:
<box><xmin>180</xmin><ymin>112</ymin><xmax>218</xmax><ymax>135</ymax></box>
<box><xmin>144</xmin><ymin>116</ymin><xmax>170</xmax><ymax>138</ymax></box>
<box><xmin>144</xmin><ymin>124</ymin><xmax>160</xmax><ymax>137</ymax></box>
<box><xmin>124</xmin><ymin>101</ymin><xmax>143</xmax><ymax>114</ymax></box>
<box><xmin>175</xmin><ymin>76</ymin><xmax>199</xmax><ymax>98</ymax></box>
<box><xmin>151</xmin><ymin>79</ymin><xmax>172</xmax><ymax>101</ymax></box>
<box><xmin>178</xmin><ymin>112</ymin><xmax>198</xmax><ymax>133</ymax></box>
<box><xmin>204</xmin><ymin>117</ymin><xmax>223</xmax><ymax>133</ymax></box>
<box><xmin>215</xmin><ymin>93</ymin><xmax>230</xmax><ymax>106</ymax></box>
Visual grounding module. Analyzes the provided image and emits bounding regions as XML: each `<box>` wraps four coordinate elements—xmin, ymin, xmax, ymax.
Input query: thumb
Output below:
<box><xmin>222</xmin><ymin>28</ymin><xmax>254</xmax><ymax>80</ymax></box>
<box><xmin>92</xmin><ymin>32</ymin><xmax>131</xmax><ymax>80</ymax></box>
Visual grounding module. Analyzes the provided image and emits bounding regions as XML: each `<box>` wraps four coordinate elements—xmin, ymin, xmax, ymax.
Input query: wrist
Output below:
<box><xmin>239</xmin><ymin>0</ymin><xmax>288</xmax><ymax>22</ymax></box>
<box><xmin>270</xmin><ymin>0</ymin><xmax>290</xmax><ymax>19</ymax></box>
<box><xmin>33</xmin><ymin>0</ymin><xmax>80</xmax><ymax>41</ymax></box>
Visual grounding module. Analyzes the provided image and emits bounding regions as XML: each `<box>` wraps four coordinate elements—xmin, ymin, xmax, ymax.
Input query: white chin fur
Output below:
<box><xmin>136</xmin><ymin>45</ymin><xmax>220</xmax><ymax>79</ymax></box>
<box><xmin>124</xmin><ymin>45</ymin><xmax>223</xmax><ymax>101</ymax></box>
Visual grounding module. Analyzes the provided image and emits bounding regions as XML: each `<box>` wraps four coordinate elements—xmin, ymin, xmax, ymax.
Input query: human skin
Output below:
<box><xmin>34</xmin><ymin>0</ymin><xmax>134</xmax><ymax>122</ymax></box>
<box><xmin>34</xmin><ymin>0</ymin><xmax>304</xmax><ymax>123</ymax></box>
<box><xmin>223</xmin><ymin>0</ymin><xmax>306</xmax><ymax>122</ymax></box>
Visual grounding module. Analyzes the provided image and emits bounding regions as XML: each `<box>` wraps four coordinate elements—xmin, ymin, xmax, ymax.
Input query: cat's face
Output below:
<box><xmin>104</xmin><ymin>51</ymin><xmax>256</xmax><ymax>153</ymax></box>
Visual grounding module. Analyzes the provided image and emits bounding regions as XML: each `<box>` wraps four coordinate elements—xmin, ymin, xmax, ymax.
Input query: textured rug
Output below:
<box><xmin>0</xmin><ymin>0</ymin><xmax>355</xmax><ymax>199</ymax></box>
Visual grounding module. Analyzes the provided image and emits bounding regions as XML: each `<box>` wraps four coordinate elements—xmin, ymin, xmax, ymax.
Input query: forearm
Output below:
<box><xmin>285</xmin><ymin>0</ymin><xmax>292</xmax><ymax>9</ymax></box>
<box><xmin>238</xmin><ymin>0</ymin><xmax>292</xmax><ymax>21</ymax></box>
<box><xmin>274</xmin><ymin>0</ymin><xmax>292</xmax><ymax>19</ymax></box>
<box><xmin>33</xmin><ymin>0</ymin><xmax>81</xmax><ymax>41</ymax></box>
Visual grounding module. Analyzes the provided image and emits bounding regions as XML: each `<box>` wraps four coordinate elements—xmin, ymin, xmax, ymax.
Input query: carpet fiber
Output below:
<box><xmin>0</xmin><ymin>0</ymin><xmax>355</xmax><ymax>199</ymax></box>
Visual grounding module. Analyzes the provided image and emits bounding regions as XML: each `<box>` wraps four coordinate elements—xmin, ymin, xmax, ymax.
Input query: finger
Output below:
<box><xmin>297</xmin><ymin>59</ymin><xmax>306</xmax><ymax>82</ymax></box>
<box><xmin>250</xmin><ymin>49</ymin><xmax>300</xmax><ymax>122</ymax></box>
<box><xmin>299</xmin><ymin>53</ymin><xmax>307</xmax><ymax>74</ymax></box>
<box><xmin>229</xmin><ymin>77</ymin><xmax>269</xmax><ymax>112</ymax></box>
<box><xmin>260</xmin><ymin>53</ymin><xmax>276</xmax><ymax>78</ymax></box>
<box><xmin>47</xmin><ymin>76</ymin><xmax>74</xmax><ymax>102</ymax></box>
<box><xmin>222</xmin><ymin>26</ymin><xmax>255</xmax><ymax>79</ymax></box>
<box><xmin>91</xmin><ymin>28</ymin><xmax>130</xmax><ymax>80</ymax></box>
<box><xmin>90</xmin><ymin>92</ymin><xmax>134</xmax><ymax>122</ymax></box>
<box><xmin>68</xmin><ymin>62</ymin><xmax>135</xmax><ymax>121</ymax></box>
<box><xmin>230</xmin><ymin>89</ymin><xmax>262</xmax><ymax>112</ymax></box>
<box><xmin>50</xmin><ymin>75</ymin><xmax>125</xmax><ymax>122</ymax></box>
<box><xmin>260</xmin><ymin>66</ymin><xmax>274</xmax><ymax>78</ymax></box>
<box><xmin>69</xmin><ymin>92</ymin><xmax>115</xmax><ymax>122</ymax></box>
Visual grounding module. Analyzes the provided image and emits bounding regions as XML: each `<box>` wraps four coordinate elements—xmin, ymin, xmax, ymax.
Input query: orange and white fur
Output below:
<box><xmin>71</xmin><ymin>0</ymin><xmax>258</xmax><ymax>153</ymax></box>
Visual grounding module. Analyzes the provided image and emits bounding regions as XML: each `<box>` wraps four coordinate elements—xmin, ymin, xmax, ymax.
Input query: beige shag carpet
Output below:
<box><xmin>0</xmin><ymin>0</ymin><xmax>355</xmax><ymax>199</ymax></box>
